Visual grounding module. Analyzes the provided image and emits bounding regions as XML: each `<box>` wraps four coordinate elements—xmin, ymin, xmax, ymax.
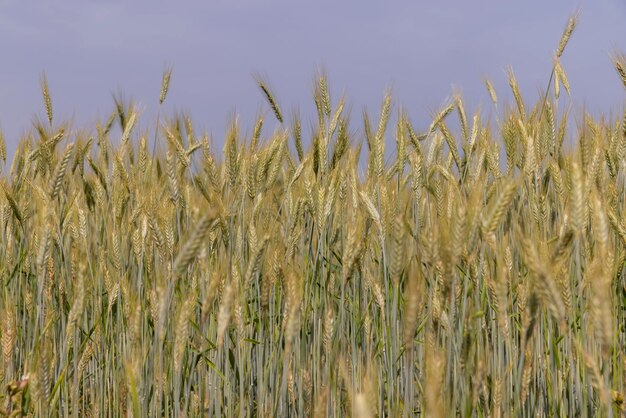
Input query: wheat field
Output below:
<box><xmin>1</xmin><ymin>16</ymin><xmax>626</xmax><ymax>417</ymax></box>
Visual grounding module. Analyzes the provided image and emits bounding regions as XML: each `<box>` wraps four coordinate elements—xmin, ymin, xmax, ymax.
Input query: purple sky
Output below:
<box><xmin>1</xmin><ymin>1</ymin><xmax>625</xmax><ymax>159</ymax></box>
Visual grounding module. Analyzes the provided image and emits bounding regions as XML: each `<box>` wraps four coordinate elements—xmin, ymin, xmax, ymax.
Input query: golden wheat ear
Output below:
<box><xmin>40</xmin><ymin>73</ymin><xmax>53</xmax><ymax>127</ymax></box>
<box><xmin>254</xmin><ymin>75</ymin><xmax>284</xmax><ymax>123</ymax></box>
<box><xmin>556</xmin><ymin>11</ymin><xmax>579</xmax><ymax>59</ymax></box>
<box><xmin>159</xmin><ymin>67</ymin><xmax>173</xmax><ymax>105</ymax></box>
<box><xmin>612</xmin><ymin>52</ymin><xmax>626</xmax><ymax>89</ymax></box>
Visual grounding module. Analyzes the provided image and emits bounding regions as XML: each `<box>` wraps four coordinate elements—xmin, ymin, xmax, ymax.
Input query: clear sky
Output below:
<box><xmin>1</xmin><ymin>1</ymin><xmax>625</xmax><ymax>158</ymax></box>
